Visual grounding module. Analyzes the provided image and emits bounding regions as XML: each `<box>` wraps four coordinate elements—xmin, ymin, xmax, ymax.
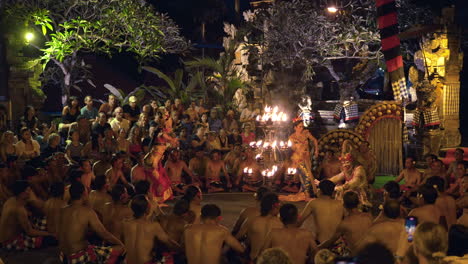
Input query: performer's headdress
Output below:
<box><xmin>293</xmin><ymin>116</ymin><xmax>303</xmax><ymax>123</ymax></box>
<box><xmin>339</xmin><ymin>153</ymin><xmax>354</xmax><ymax>163</ymax></box>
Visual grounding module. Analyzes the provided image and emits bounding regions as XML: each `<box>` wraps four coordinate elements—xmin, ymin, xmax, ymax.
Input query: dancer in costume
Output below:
<box><xmin>341</xmin><ymin>139</ymin><xmax>376</xmax><ymax>184</ymax></box>
<box><xmin>144</xmin><ymin>144</ymin><xmax>173</xmax><ymax>205</ymax></box>
<box><xmin>329</xmin><ymin>153</ymin><xmax>370</xmax><ymax>207</ymax></box>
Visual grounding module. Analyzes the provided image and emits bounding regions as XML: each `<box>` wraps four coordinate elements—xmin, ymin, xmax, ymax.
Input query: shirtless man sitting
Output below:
<box><xmin>358</xmin><ymin>199</ymin><xmax>404</xmax><ymax>254</ymax></box>
<box><xmin>88</xmin><ymin>175</ymin><xmax>112</xmax><ymax>220</ymax></box>
<box><xmin>165</xmin><ymin>149</ymin><xmax>198</xmax><ymax>195</ymax></box>
<box><xmin>44</xmin><ymin>182</ymin><xmax>67</xmax><ymax>234</ymax></box>
<box><xmin>205</xmin><ymin>150</ymin><xmax>231</xmax><ymax>193</ymax></box>
<box><xmin>188</xmin><ymin>147</ymin><xmax>208</xmax><ymax>186</ymax></box>
<box><xmin>409</xmin><ymin>184</ymin><xmax>441</xmax><ymax>225</ymax></box>
<box><xmin>422</xmin><ymin>159</ymin><xmax>446</xmax><ymax>184</ymax></box>
<box><xmin>122</xmin><ymin>195</ymin><xmax>179</xmax><ymax>264</ymax></box>
<box><xmin>185</xmin><ymin>204</ymin><xmax>244</xmax><ymax>264</ymax></box>
<box><xmin>263</xmin><ymin>203</ymin><xmax>317</xmax><ymax>263</ymax></box>
<box><xmin>102</xmin><ymin>184</ymin><xmax>133</xmax><ymax>240</ymax></box>
<box><xmin>319</xmin><ymin>150</ymin><xmax>342</xmax><ymax>180</ymax></box>
<box><xmin>105</xmin><ymin>155</ymin><xmax>129</xmax><ymax>188</ymax></box>
<box><xmin>236</xmin><ymin>149</ymin><xmax>263</xmax><ymax>192</ymax></box>
<box><xmin>426</xmin><ymin>176</ymin><xmax>456</xmax><ymax>229</ymax></box>
<box><xmin>79</xmin><ymin>159</ymin><xmax>95</xmax><ymax>192</ymax></box>
<box><xmin>0</xmin><ymin>181</ymin><xmax>54</xmax><ymax>251</ymax></box>
<box><xmin>236</xmin><ymin>192</ymin><xmax>283</xmax><ymax>261</ymax></box>
<box><xmin>224</xmin><ymin>144</ymin><xmax>242</xmax><ymax>182</ymax></box>
<box><xmin>57</xmin><ymin>181</ymin><xmax>124</xmax><ymax>264</ymax></box>
<box><xmin>319</xmin><ymin>191</ymin><xmax>373</xmax><ymax>255</ymax></box>
<box><xmin>298</xmin><ymin>180</ymin><xmax>344</xmax><ymax>243</ymax></box>
<box><xmin>160</xmin><ymin>199</ymin><xmax>195</xmax><ymax>244</ymax></box>
<box><xmin>134</xmin><ymin>180</ymin><xmax>163</xmax><ymax>221</ymax></box>
<box><xmin>395</xmin><ymin>157</ymin><xmax>422</xmax><ymax>191</ymax></box>
<box><xmin>232</xmin><ymin>186</ymin><xmax>270</xmax><ymax>236</ymax></box>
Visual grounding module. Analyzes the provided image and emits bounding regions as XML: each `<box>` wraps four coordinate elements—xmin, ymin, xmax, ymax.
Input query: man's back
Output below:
<box><xmin>122</xmin><ymin>218</ymin><xmax>166</xmax><ymax>264</ymax></box>
<box><xmin>306</xmin><ymin>198</ymin><xmax>343</xmax><ymax>242</ymax></box>
<box><xmin>102</xmin><ymin>202</ymin><xmax>133</xmax><ymax>239</ymax></box>
<box><xmin>339</xmin><ymin>212</ymin><xmax>373</xmax><ymax>253</ymax></box>
<box><xmin>160</xmin><ymin>214</ymin><xmax>187</xmax><ymax>243</ymax></box>
<box><xmin>44</xmin><ymin>197</ymin><xmax>66</xmax><ymax>234</ymax></box>
<box><xmin>89</xmin><ymin>190</ymin><xmax>111</xmax><ymax>219</ymax></box>
<box><xmin>361</xmin><ymin>219</ymin><xmax>404</xmax><ymax>253</ymax></box>
<box><xmin>269</xmin><ymin>228</ymin><xmax>316</xmax><ymax>264</ymax></box>
<box><xmin>0</xmin><ymin>198</ymin><xmax>21</xmax><ymax>242</ymax></box>
<box><xmin>248</xmin><ymin>215</ymin><xmax>283</xmax><ymax>260</ymax></box>
<box><xmin>409</xmin><ymin>204</ymin><xmax>441</xmax><ymax>224</ymax></box>
<box><xmin>58</xmin><ymin>204</ymin><xmax>92</xmax><ymax>255</ymax></box>
<box><xmin>184</xmin><ymin>224</ymin><xmax>230</xmax><ymax>264</ymax></box>
<box><xmin>435</xmin><ymin>194</ymin><xmax>457</xmax><ymax>228</ymax></box>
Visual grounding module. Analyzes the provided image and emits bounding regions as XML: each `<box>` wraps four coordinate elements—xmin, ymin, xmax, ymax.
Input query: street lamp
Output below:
<box><xmin>24</xmin><ymin>32</ymin><xmax>34</xmax><ymax>42</ymax></box>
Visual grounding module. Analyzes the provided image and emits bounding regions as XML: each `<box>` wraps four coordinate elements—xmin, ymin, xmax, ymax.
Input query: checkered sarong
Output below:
<box><xmin>32</xmin><ymin>216</ymin><xmax>47</xmax><ymax>232</ymax></box>
<box><xmin>343</xmin><ymin>103</ymin><xmax>359</xmax><ymax>121</ymax></box>
<box><xmin>391</xmin><ymin>77</ymin><xmax>409</xmax><ymax>102</ymax></box>
<box><xmin>333</xmin><ymin>104</ymin><xmax>343</xmax><ymax>120</ymax></box>
<box><xmin>61</xmin><ymin>245</ymin><xmax>121</xmax><ymax>264</ymax></box>
<box><xmin>1</xmin><ymin>233</ymin><xmax>43</xmax><ymax>251</ymax></box>
<box><xmin>412</xmin><ymin>108</ymin><xmax>440</xmax><ymax>127</ymax></box>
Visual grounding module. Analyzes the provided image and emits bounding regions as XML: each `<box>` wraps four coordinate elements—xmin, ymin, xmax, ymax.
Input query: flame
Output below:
<box><xmin>273</xmin><ymin>106</ymin><xmax>279</xmax><ymax>113</ymax></box>
<box><xmin>248</xmin><ymin>168</ymin><xmax>253</xmax><ymax>174</ymax></box>
<box><xmin>256</xmin><ymin>116</ymin><xmax>260</xmax><ymax>121</ymax></box>
<box><xmin>263</xmin><ymin>142</ymin><xmax>270</xmax><ymax>148</ymax></box>
<box><xmin>272</xmin><ymin>140</ymin><xmax>277</xmax><ymax>148</ymax></box>
<box><xmin>243</xmin><ymin>167</ymin><xmax>248</xmax><ymax>173</ymax></box>
<box><xmin>256</xmin><ymin>140</ymin><xmax>263</xmax><ymax>147</ymax></box>
<box><xmin>282</xmin><ymin>114</ymin><xmax>288</xmax><ymax>122</ymax></box>
<box><xmin>249</xmin><ymin>142</ymin><xmax>255</xmax><ymax>147</ymax></box>
<box><xmin>287</xmin><ymin>140</ymin><xmax>292</xmax><ymax>147</ymax></box>
<box><xmin>280</xmin><ymin>141</ymin><xmax>285</xmax><ymax>147</ymax></box>
<box><xmin>255</xmin><ymin>154</ymin><xmax>261</xmax><ymax>159</ymax></box>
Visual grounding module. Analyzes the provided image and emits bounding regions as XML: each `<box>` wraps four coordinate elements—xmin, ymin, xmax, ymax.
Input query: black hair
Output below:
<box><xmin>255</xmin><ymin>186</ymin><xmax>270</xmax><ymax>201</ymax></box>
<box><xmin>356</xmin><ymin>242</ymin><xmax>394</xmax><ymax>264</ymax></box>
<box><xmin>76</xmin><ymin>115</ymin><xmax>86</xmax><ymax>122</ymax></box>
<box><xmin>319</xmin><ymin>180</ymin><xmax>335</xmax><ymax>196</ymax></box>
<box><xmin>405</xmin><ymin>156</ymin><xmax>416</xmax><ymax>162</ymax></box>
<box><xmin>455</xmin><ymin>148</ymin><xmax>465</xmax><ymax>154</ymax></box>
<box><xmin>21</xmin><ymin>165</ymin><xmax>38</xmax><ymax>179</ymax></box>
<box><xmin>418</xmin><ymin>184</ymin><xmax>438</xmax><ymax>204</ymax></box>
<box><xmin>69</xmin><ymin>181</ymin><xmax>85</xmax><ymax>201</ymax></box>
<box><xmin>173</xmin><ymin>199</ymin><xmax>190</xmax><ymax>216</ymax></box>
<box><xmin>383</xmin><ymin>199</ymin><xmax>400</xmax><ymax>219</ymax></box>
<box><xmin>383</xmin><ymin>181</ymin><xmax>401</xmax><ymax>199</ymax></box>
<box><xmin>135</xmin><ymin>180</ymin><xmax>150</xmax><ymax>195</ymax></box>
<box><xmin>279</xmin><ymin>203</ymin><xmax>298</xmax><ymax>225</ymax></box>
<box><xmin>182</xmin><ymin>185</ymin><xmax>200</xmax><ymax>203</ymax></box>
<box><xmin>49</xmin><ymin>182</ymin><xmax>65</xmax><ymax>198</ymax></box>
<box><xmin>12</xmin><ymin>180</ymin><xmax>29</xmax><ymax>196</ymax></box>
<box><xmin>94</xmin><ymin>175</ymin><xmax>107</xmax><ymax>190</ymax></box>
<box><xmin>201</xmin><ymin>204</ymin><xmax>221</xmax><ymax>219</ymax></box>
<box><xmin>426</xmin><ymin>176</ymin><xmax>446</xmax><ymax>192</ymax></box>
<box><xmin>110</xmin><ymin>184</ymin><xmax>126</xmax><ymax>202</ymax></box>
<box><xmin>23</xmin><ymin>105</ymin><xmax>35</xmax><ymax>118</ymax></box>
<box><xmin>210</xmin><ymin>149</ymin><xmax>222</xmax><ymax>156</ymax></box>
<box><xmin>68</xmin><ymin>96</ymin><xmax>79</xmax><ymax>108</ymax></box>
<box><xmin>260</xmin><ymin>192</ymin><xmax>279</xmax><ymax>216</ymax></box>
<box><xmin>110</xmin><ymin>155</ymin><xmax>122</xmax><ymax>166</ymax></box>
<box><xmin>68</xmin><ymin>169</ymin><xmax>83</xmax><ymax>183</ymax></box>
<box><xmin>447</xmin><ymin>224</ymin><xmax>468</xmax><ymax>257</ymax></box>
<box><xmin>78</xmin><ymin>158</ymin><xmax>91</xmax><ymax>168</ymax></box>
<box><xmin>131</xmin><ymin>194</ymin><xmax>148</xmax><ymax>219</ymax></box>
<box><xmin>343</xmin><ymin>191</ymin><xmax>359</xmax><ymax>209</ymax></box>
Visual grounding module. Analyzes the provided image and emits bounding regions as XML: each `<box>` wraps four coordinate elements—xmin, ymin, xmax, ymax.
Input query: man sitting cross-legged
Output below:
<box><xmin>43</xmin><ymin>181</ymin><xmax>67</xmax><ymax>235</ymax></box>
<box><xmin>0</xmin><ymin>180</ymin><xmax>55</xmax><ymax>251</ymax></box>
<box><xmin>263</xmin><ymin>203</ymin><xmax>318</xmax><ymax>264</ymax></box>
<box><xmin>236</xmin><ymin>192</ymin><xmax>283</xmax><ymax>262</ymax></box>
<box><xmin>185</xmin><ymin>204</ymin><xmax>244</xmax><ymax>264</ymax></box>
<box><xmin>102</xmin><ymin>184</ymin><xmax>133</xmax><ymax>240</ymax></box>
<box><xmin>298</xmin><ymin>180</ymin><xmax>344</xmax><ymax>243</ymax></box>
<box><xmin>165</xmin><ymin>148</ymin><xmax>198</xmax><ymax>195</ymax></box>
<box><xmin>57</xmin><ymin>181</ymin><xmax>124</xmax><ymax>264</ymax></box>
<box><xmin>122</xmin><ymin>195</ymin><xmax>179</xmax><ymax>264</ymax></box>
<box><xmin>88</xmin><ymin>175</ymin><xmax>112</xmax><ymax>221</ymax></box>
<box><xmin>318</xmin><ymin>191</ymin><xmax>373</xmax><ymax>256</ymax></box>
<box><xmin>232</xmin><ymin>186</ymin><xmax>270</xmax><ymax>236</ymax></box>
<box><xmin>205</xmin><ymin>150</ymin><xmax>231</xmax><ymax>193</ymax></box>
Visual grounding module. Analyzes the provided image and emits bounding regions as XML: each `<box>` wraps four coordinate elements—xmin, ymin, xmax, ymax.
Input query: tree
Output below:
<box><xmin>2</xmin><ymin>0</ymin><xmax>189</xmax><ymax>103</ymax></box>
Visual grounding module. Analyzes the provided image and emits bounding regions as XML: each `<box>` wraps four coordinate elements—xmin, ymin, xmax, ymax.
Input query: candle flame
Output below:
<box><xmin>287</xmin><ymin>140</ymin><xmax>292</xmax><ymax>147</ymax></box>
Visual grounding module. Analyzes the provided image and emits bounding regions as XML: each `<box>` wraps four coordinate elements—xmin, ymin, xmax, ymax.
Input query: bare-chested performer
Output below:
<box><xmin>160</xmin><ymin>199</ymin><xmax>195</xmax><ymax>244</ymax></box>
<box><xmin>79</xmin><ymin>159</ymin><xmax>95</xmax><ymax>192</ymax></box>
<box><xmin>422</xmin><ymin>159</ymin><xmax>446</xmax><ymax>184</ymax></box>
<box><xmin>426</xmin><ymin>176</ymin><xmax>456</xmax><ymax>229</ymax></box>
<box><xmin>105</xmin><ymin>155</ymin><xmax>129</xmax><ymax>188</ymax></box>
<box><xmin>395</xmin><ymin>157</ymin><xmax>422</xmax><ymax>190</ymax></box>
<box><xmin>130</xmin><ymin>152</ymin><xmax>146</xmax><ymax>183</ymax></box>
<box><xmin>88</xmin><ymin>175</ymin><xmax>112</xmax><ymax>220</ymax></box>
<box><xmin>263</xmin><ymin>203</ymin><xmax>317</xmax><ymax>263</ymax></box>
<box><xmin>134</xmin><ymin>180</ymin><xmax>163</xmax><ymax>221</ymax></box>
<box><xmin>188</xmin><ymin>147</ymin><xmax>209</xmax><ymax>184</ymax></box>
<box><xmin>93</xmin><ymin>152</ymin><xmax>112</xmax><ymax>178</ymax></box>
<box><xmin>319</xmin><ymin>150</ymin><xmax>342</xmax><ymax>180</ymax></box>
<box><xmin>409</xmin><ymin>184</ymin><xmax>441</xmax><ymax>225</ymax></box>
<box><xmin>165</xmin><ymin>149</ymin><xmax>198</xmax><ymax>195</ymax></box>
<box><xmin>236</xmin><ymin>192</ymin><xmax>283</xmax><ymax>261</ymax></box>
<box><xmin>182</xmin><ymin>186</ymin><xmax>202</xmax><ymax>224</ymax></box>
<box><xmin>57</xmin><ymin>181</ymin><xmax>124</xmax><ymax>264</ymax></box>
<box><xmin>298</xmin><ymin>180</ymin><xmax>344</xmax><ymax>243</ymax></box>
<box><xmin>102</xmin><ymin>184</ymin><xmax>133</xmax><ymax>240</ymax></box>
<box><xmin>185</xmin><ymin>204</ymin><xmax>244</xmax><ymax>264</ymax></box>
<box><xmin>319</xmin><ymin>191</ymin><xmax>373</xmax><ymax>256</ymax></box>
<box><xmin>224</xmin><ymin>144</ymin><xmax>242</xmax><ymax>182</ymax></box>
<box><xmin>236</xmin><ymin>148</ymin><xmax>263</xmax><ymax>192</ymax></box>
<box><xmin>232</xmin><ymin>186</ymin><xmax>270</xmax><ymax>236</ymax></box>
<box><xmin>0</xmin><ymin>181</ymin><xmax>54</xmax><ymax>251</ymax></box>
<box><xmin>358</xmin><ymin>200</ymin><xmax>404</xmax><ymax>254</ymax></box>
<box><xmin>205</xmin><ymin>150</ymin><xmax>231</xmax><ymax>193</ymax></box>
<box><xmin>43</xmin><ymin>182</ymin><xmax>67</xmax><ymax>234</ymax></box>
<box><xmin>122</xmin><ymin>195</ymin><xmax>179</xmax><ymax>264</ymax></box>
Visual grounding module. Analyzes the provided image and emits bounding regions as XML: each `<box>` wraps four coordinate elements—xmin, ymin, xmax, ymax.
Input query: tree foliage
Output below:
<box><xmin>2</xmin><ymin>0</ymin><xmax>189</xmax><ymax>101</ymax></box>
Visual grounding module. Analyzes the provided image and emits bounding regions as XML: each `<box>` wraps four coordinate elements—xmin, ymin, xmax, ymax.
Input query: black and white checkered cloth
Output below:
<box><xmin>333</xmin><ymin>104</ymin><xmax>343</xmax><ymax>120</ymax></box>
<box><xmin>2</xmin><ymin>233</ymin><xmax>43</xmax><ymax>251</ymax></box>
<box><xmin>412</xmin><ymin>108</ymin><xmax>440</xmax><ymax>127</ymax></box>
<box><xmin>344</xmin><ymin>103</ymin><xmax>359</xmax><ymax>121</ymax></box>
<box><xmin>391</xmin><ymin>77</ymin><xmax>409</xmax><ymax>102</ymax></box>
<box><xmin>61</xmin><ymin>245</ymin><xmax>117</xmax><ymax>264</ymax></box>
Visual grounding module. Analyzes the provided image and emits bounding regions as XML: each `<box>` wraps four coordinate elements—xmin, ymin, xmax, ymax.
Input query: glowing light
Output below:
<box><xmin>327</xmin><ymin>6</ymin><xmax>338</xmax><ymax>13</ymax></box>
<box><xmin>287</xmin><ymin>140</ymin><xmax>292</xmax><ymax>147</ymax></box>
<box><xmin>25</xmin><ymin>32</ymin><xmax>34</xmax><ymax>42</ymax></box>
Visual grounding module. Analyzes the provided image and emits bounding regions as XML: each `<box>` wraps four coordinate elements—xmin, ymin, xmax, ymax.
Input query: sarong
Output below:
<box><xmin>61</xmin><ymin>244</ymin><xmax>122</xmax><ymax>264</ymax></box>
<box><xmin>1</xmin><ymin>233</ymin><xmax>43</xmax><ymax>251</ymax></box>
